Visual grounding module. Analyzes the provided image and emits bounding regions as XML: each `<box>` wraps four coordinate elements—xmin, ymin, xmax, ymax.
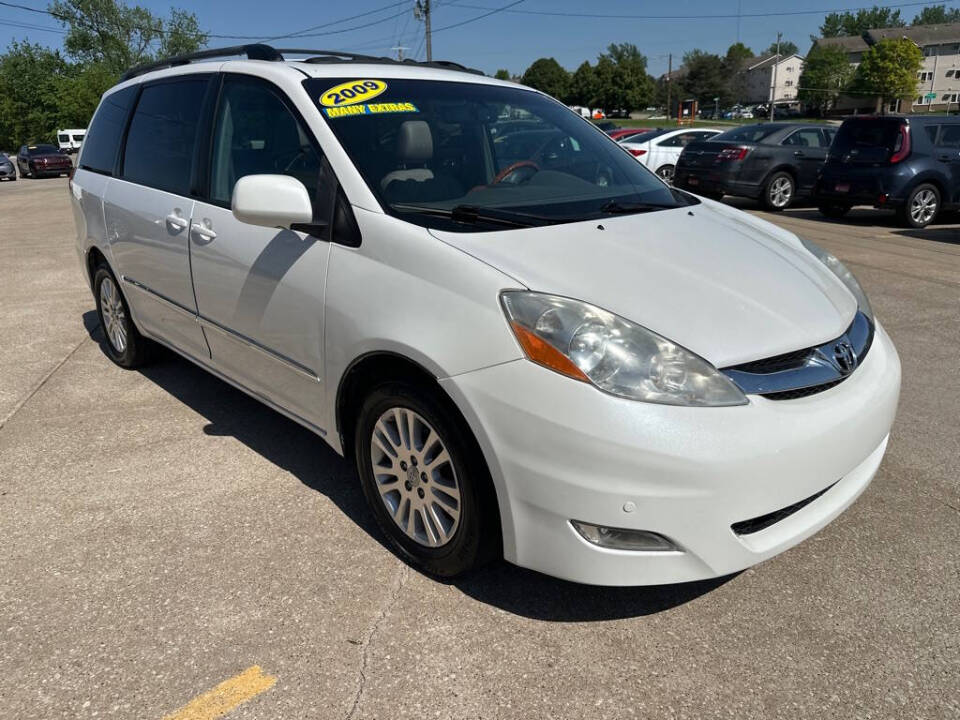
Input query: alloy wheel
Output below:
<box><xmin>910</xmin><ymin>188</ymin><xmax>938</xmax><ymax>225</ymax></box>
<box><xmin>769</xmin><ymin>176</ymin><xmax>793</xmax><ymax>208</ymax></box>
<box><xmin>369</xmin><ymin>407</ymin><xmax>461</xmax><ymax>548</ymax></box>
<box><xmin>99</xmin><ymin>276</ymin><xmax>128</xmax><ymax>353</ymax></box>
<box><xmin>656</xmin><ymin>165</ymin><xmax>675</xmax><ymax>183</ymax></box>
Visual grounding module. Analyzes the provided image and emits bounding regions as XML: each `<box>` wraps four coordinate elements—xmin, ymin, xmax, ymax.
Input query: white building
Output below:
<box><xmin>740</xmin><ymin>53</ymin><xmax>806</xmax><ymax>105</ymax></box>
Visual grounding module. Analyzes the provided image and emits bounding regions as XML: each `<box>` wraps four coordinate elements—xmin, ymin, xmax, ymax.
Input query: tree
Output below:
<box><xmin>799</xmin><ymin>43</ymin><xmax>854</xmax><ymax>115</ymax></box>
<box><xmin>493</xmin><ymin>69</ymin><xmax>511</xmax><ymax>81</ymax></box>
<box><xmin>913</xmin><ymin>4</ymin><xmax>960</xmax><ymax>25</ymax></box>
<box><xmin>0</xmin><ymin>41</ymin><xmax>68</xmax><ymax>148</ymax></box>
<box><xmin>568</xmin><ymin>61</ymin><xmax>597</xmax><ymax>107</ymax></box>
<box><xmin>766</xmin><ymin>40</ymin><xmax>799</xmax><ymax>56</ymax></box>
<box><xmin>819</xmin><ymin>6</ymin><xmax>904</xmax><ymax>38</ymax></box>
<box><xmin>853</xmin><ymin>38</ymin><xmax>923</xmax><ymax>111</ymax></box>
<box><xmin>724</xmin><ymin>43</ymin><xmax>753</xmax><ymax>103</ymax></box>
<box><xmin>592</xmin><ymin>43</ymin><xmax>654</xmax><ymax>111</ymax></box>
<box><xmin>520</xmin><ymin>57</ymin><xmax>570</xmax><ymax>100</ymax></box>
<box><xmin>680</xmin><ymin>50</ymin><xmax>729</xmax><ymax>107</ymax></box>
<box><xmin>49</xmin><ymin>0</ymin><xmax>207</xmax><ymax>75</ymax></box>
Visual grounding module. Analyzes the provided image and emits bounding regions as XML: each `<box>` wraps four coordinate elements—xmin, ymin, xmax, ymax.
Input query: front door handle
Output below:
<box><xmin>191</xmin><ymin>221</ymin><xmax>217</xmax><ymax>242</ymax></box>
<box><xmin>164</xmin><ymin>212</ymin><xmax>188</xmax><ymax>231</ymax></box>
<box><xmin>937</xmin><ymin>153</ymin><xmax>954</xmax><ymax>161</ymax></box>
<box><xmin>793</xmin><ymin>150</ymin><xmax>805</xmax><ymax>157</ymax></box>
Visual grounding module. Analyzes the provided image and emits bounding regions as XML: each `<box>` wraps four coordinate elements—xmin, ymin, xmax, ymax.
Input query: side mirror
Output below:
<box><xmin>231</xmin><ymin>174</ymin><xmax>313</xmax><ymax>229</ymax></box>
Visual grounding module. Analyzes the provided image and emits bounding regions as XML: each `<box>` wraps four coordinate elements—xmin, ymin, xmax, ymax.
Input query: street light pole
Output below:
<box><xmin>769</xmin><ymin>32</ymin><xmax>781</xmax><ymax>122</ymax></box>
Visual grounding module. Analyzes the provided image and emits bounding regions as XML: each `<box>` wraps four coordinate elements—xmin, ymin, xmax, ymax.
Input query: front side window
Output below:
<box><xmin>122</xmin><ymin>77</ymin><xmax>209</xmax><ymax>195</ymax></box>
<box><xmin>305</xmin><ymin>77</ymin><xmax>690</xmax><ymax>231</ymax></box>
<box><xmin>209</xmin><ymin>76</ymin><xmax>321</xmax><ymax>206</ymax></box>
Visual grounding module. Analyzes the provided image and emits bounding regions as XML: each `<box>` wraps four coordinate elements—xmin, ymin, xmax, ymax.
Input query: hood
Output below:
<box><xmin>429</xmin><ymin>200</ymin><xmax>857</xmax><ymax>367</ymax></box>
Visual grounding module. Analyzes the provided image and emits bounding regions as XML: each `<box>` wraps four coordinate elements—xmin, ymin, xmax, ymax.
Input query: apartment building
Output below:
<box><xmin>812</xmin><ymin>22</ymin><xmax>960</xmax><ymax>113</ymax></box>
<box><xmin>739</xmin><ymin>53</ymin><xmax>805</xmax><ymax>104</ymax></box>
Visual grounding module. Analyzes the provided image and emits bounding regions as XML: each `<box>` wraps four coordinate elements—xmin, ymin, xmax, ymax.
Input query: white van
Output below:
<box><xmin>56</xmin><ymin>128</ymin><xmax>86</xmax><ymax>153</ymax></box>
<box><xmin>70</xmin><ymin>45</ymin><xmax>900</xmax><ymax>585</ymax></box>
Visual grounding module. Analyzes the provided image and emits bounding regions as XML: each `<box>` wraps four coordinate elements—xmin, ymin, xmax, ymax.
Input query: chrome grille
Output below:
<box><xmin>721</xmin><ymin>312</ymin><xmax>874</xmax><ymax>400</ymax></box>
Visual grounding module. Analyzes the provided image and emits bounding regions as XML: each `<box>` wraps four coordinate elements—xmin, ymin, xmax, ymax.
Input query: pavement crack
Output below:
<box><xmin>0</xmin><ymin>335</ymin><xmax>89</xmax><ymax>431</ymax></box>
<box><xmin>345</xmin><ymin>564</ymin><xmax>409</xmax><ymax>720</ymax></box>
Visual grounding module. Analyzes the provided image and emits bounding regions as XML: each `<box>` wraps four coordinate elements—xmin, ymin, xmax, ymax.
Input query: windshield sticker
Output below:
<box><xmin>324</xmin><ymin>101</ymin><xmax>418</xmax><ymax>119</ymax></box>
<box><xmin>320</xmin><ymin>79</ymin><xmax>388</xmax><ymax>107</ymax></box>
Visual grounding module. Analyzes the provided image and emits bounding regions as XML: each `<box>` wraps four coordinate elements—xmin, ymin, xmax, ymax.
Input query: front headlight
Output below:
<box><xmin>500</xmin><ymin>292</ymin><xmax>747</xmax><ymax>407</ymax></box>
<box><xmin>800</xmin><ymin>238</ymin><xmax>873</xmax><ymax>323</ymax></box>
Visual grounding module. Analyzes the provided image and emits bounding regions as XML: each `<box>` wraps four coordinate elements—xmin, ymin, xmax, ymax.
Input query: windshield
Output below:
<box><xmin>713</xmin><ymin>125</ymin><xmax>782</xmax><ymax>143</ymax></box>
<box><xmin>306</xmin><ymin>77</ymin><xmax>693</xmax><ymax>231</ymax></box>
<box><xmin>27</xmin><ymin>145</ymin><xmax>59</xmax><ymax>155</ymax></box>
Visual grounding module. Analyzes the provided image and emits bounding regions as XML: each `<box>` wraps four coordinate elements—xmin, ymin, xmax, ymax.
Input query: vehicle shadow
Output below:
<box><xmin>893</xmin><ymin>226</ymin><xmax>960</xmax><ymax>245</ymax></box>
<box><xmin>83</xmin><ymin>310</ymin><xmax>733</xmax><ymax>621</ymax></box>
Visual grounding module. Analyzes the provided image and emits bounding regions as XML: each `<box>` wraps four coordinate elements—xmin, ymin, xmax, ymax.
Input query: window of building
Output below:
<box><xmin>947</xmin><ymin>69</ymin><xmax>956</xmax><ymax>78</ymax></box>
<box><xmin>923</xmin><ymin>45</ymin><xmax>937</xmax><ymax>57</ymax></box>
<box><xmin>785</xmin><ymin>79</ymin><xmax>794</xmax><ymax>86</ymax></box>
<box><xmin>918</xmin><ymin>71</ymin><xmax>934</xmax><ymax>83</ymax></box>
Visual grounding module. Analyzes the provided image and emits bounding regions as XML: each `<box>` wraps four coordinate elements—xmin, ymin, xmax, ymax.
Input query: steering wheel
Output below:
<box><xmin>492</xmin><ymin>160</ymin><xmax>540</xmax><ymax>185</ymax></box>
<box><xmin>275</xmin><ymin>147</ymin><xmax>311</xmax><ymax>174</ymax></box>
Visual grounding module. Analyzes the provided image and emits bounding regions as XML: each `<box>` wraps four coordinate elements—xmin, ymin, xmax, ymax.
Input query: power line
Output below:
<box><xmin>0</xmin><ymin>0</ymin><xmax>413</xmax><ymax>41</ymax></box>
<box><xmin>431</xmin><ymin>0</ymin><xmax>526</xmax><ymax>33</ymax></box>
<box><xmin>442</xmin><ymin>0</ymin><xmax>955</xmax><ymax>21</ymax></box>
<box><xmin>0</xmin><ymin>16</ymin><xmax>66</xmax><ymax>34</ymax></box>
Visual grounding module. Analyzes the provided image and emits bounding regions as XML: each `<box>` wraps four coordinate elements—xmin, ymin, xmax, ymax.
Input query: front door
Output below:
<box><xmin>189</xmin><ymin>74</ymin><xmax>330</xmax><ymax>431</ymax></box>
<box><xmin>103</xmin><ymin>75</ymin><xmax>213</xmax><ymax>359</ymax></box>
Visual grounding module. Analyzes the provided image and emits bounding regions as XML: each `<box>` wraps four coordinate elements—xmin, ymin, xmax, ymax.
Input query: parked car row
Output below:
<box><xmin>669</xmin><ymin>116</ymin><xmax>960</xmax><ymax>228</ymax></box>
<box><xmin>1</xmin><ymin>144</ymin><xmax>73</xmax><ymax>180</ymax></box>
<box><xmin>620</xmin><ymin>127</ymin><xmax>722</xmax><ymax>182</ymax></box>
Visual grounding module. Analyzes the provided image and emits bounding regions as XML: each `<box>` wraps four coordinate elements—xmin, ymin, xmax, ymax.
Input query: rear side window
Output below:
<box><xmin>79</xmin><ymin>86</ymin><xmax>137</xmax><ymax>175</ymax></box>
<box><xmin>713</xmin><ymin>125</ymin><xmax>782</xmax><ymax>143</ymax></box>
<box><xmin>122</xmin><ymin>77</ymin><xmax>209</xmax><ymax>195</ymax></box>
<box><xmin>783</xmin><ymin>128</ymin><xmax>829</xmax><ymax>148</ymax></box>
<box><xmin>937</xmin><ymin>124</ymin><xmax>960</xmax><ymax>147</ymax></box>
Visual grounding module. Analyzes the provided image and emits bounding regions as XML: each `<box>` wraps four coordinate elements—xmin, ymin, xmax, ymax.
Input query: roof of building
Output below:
<box><xmin>812</xmin><ymin>35</ymin><xmax>871</xmax><ymax>53</ymax></box>
<box><xmin>867</xmin><ymin>22</ymin><xmax>960</xmax><ymax>45</ymax></box>
<box><xmin>744</xmin><ymin>53</ymin><xmax>804</xmax><ymax>70</ymax></box>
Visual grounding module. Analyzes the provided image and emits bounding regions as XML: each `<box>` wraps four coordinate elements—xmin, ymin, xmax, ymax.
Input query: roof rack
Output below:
<box><xmin>119</xmin><ymin>43</ymin><xmax>484</xmax><ymax>81</ymax></box>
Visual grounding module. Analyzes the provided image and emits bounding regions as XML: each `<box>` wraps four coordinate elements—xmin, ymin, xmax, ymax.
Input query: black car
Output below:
<box><xmin>674</xmin><ymin>123</ymin><xmax>837</xmax><ymax>210</ymax></box>
<box><xmin>814</xmin><ymin>115</ymin><xmax>960</xmax><ymax>228</ymax></box>
<box><xmin>16</xmin><ymin>144</ymin><xmax>73</xmax><ymax>178</ymax></box>
<box><xmin>0</xmin><ymin>152</ymin><xmax>16</xmax><ymax>181</ymax></box>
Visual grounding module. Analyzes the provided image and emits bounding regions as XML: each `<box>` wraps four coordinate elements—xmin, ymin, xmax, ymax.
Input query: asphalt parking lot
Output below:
<box><xmin>1</xmin><ymin>176</ymin><xmax>957</xmax><ymax>720</ymax></box>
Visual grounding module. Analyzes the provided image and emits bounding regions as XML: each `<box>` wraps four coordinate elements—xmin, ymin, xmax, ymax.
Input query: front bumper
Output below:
<box><xmin>441</xmin><ymin>324</ymin><xmax>901</xmax><ymax>586</ymax></box>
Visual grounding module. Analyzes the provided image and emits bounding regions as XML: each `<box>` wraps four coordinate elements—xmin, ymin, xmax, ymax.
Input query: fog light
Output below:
<box><xmin>571</xmin><ymin>520</ymin><xmax>678</xmax><ymax>551</ymax></box>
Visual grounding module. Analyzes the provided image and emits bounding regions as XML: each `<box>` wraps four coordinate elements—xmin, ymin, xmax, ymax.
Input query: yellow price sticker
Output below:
<box><xmin>320</xmin><ymin>79</ymin><xmax>388</xmax><ymax>107</ymax></box>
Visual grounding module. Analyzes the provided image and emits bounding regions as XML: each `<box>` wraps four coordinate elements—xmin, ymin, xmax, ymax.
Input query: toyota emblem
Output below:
<box><xmin>833</xmin><ymin>340</ymin><xmax>856</xmax><ymax>373</ymax></box>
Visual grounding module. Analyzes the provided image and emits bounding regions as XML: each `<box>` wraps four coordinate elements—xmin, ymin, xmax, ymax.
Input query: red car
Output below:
<box><xmin>607</xmin><ymin>128</ymin><xmax>652</xmax><ymax>141</ymax></box>
<box><xmin>16</xmin><ymin>144</ymin><xmax>73</xmax><ymax>178</ymax></box>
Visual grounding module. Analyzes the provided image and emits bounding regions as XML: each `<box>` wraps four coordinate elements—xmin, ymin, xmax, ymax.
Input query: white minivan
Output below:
<box><xmin>57</xmin><ymin>128</ymin><xmax>86</xmax><ymax>153</ymax></box>
<box><xmin>70</xmin><ymin>46</ymin><xmax>900</xmax><ymax>585</ymax></box>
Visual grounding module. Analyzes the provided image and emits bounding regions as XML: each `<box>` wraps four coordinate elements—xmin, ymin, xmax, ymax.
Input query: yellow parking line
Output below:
<box><xmin>162</xmin><ymin>666</ymin><xmax>276</xmax><ymax>720</ymax></box>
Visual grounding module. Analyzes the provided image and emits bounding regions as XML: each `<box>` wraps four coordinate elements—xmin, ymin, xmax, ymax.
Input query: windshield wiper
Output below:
<box><xmin>391</xmin><ymin>203</ymin><xmax>558</xmax><ymax>228</ymax></box>
<box><xmin>599</xmin><ymin>200</ymin><xmax>678</xmax><ymax>215</ymax></box>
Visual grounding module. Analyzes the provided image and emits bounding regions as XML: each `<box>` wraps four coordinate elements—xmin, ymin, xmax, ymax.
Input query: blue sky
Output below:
<box><xmin>0</xmin><ymin>0</ymin><xmax>957</xmax><ymax>77</ymax></box>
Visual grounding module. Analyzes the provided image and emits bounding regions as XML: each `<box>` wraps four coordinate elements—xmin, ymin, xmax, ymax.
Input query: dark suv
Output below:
<box><xmin>674</xmin><ymin>123</ymin><xmax>837</xmax><ymax>210</ymax></box>
<box><xmin>815</xmin><ymin>115</ymin><xmax>960</xmax><ymax>228</ymax></box>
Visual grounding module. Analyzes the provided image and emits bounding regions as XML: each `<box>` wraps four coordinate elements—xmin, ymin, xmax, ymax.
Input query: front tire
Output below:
<box><xmin>355</xmin><ymin>381</ymin><xmax>498</xmax><ymax>578</ymax></box>
<box><xmin>93</xmin><ymin>264</ymin><xmax>152</xmax><ymax>368</ymax></box>
<box><xmin>762</xmin><ymin>171</ymin><xmax>795</xmax><ymax>210</ymax></box>
<box><xmin>899</xmin><ymin>183</ymin><xmax>940</xmax><ymax>228</ymax></box>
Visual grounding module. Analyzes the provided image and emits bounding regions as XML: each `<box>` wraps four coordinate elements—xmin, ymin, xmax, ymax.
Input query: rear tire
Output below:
<box><xmin>761</xmin><ymin>171</ymin><xmax>795</xmax><ymax>211</ymax></box>
<box><xmin>655</xmin><ymin>164</ymin><xmax>675</xmax><ymax>183</ymax></box>
<box><xmin>818</xmin><ymin>203</ymin><xmax>851</xmax><ymax>219</ymax></box>
<box><xmin>354</xmin><ymin>380</ymin><xmax>499</xmax><ymax>578</ymax></box>
<box><xmin>93</xmin><ymin>264</ymin><xmax>153</xmax><ymax>368</ymax></box>
<box><xmin>898</xmin><ymin>183</ymin><xmax>940</xmax><ymax>228</ymax></box>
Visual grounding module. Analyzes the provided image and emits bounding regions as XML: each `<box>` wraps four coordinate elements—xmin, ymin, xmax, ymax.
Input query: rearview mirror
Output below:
<box><xmin>231</xmin><ymin>174</ymin><xmax>313</xmax><ymax>229</ymax></box>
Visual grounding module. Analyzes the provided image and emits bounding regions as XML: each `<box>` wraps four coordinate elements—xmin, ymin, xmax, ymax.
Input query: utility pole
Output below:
<box><xmin>769</xmin><ymin>32</ymin><xmax>781</xmax><ymax>122</ymax></box>
<box><xmin>391</xmin><ymin>46</ymin><xmax>409</xmax><ymax>61</ymax></box>
<box><xmin>666</xmin><ymin>53</ymin><xmax>672</xmax><ymax>120</ymax></box>
<box><xmin>415</xmin><ymin>0</ymin><xmax>432</xmax><ymax>62</ymax></box>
